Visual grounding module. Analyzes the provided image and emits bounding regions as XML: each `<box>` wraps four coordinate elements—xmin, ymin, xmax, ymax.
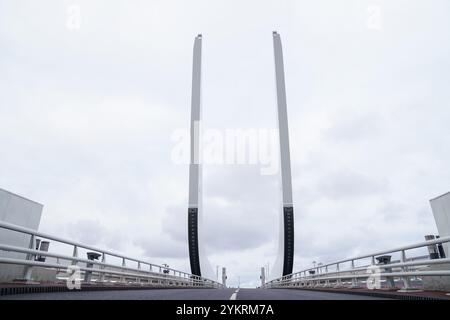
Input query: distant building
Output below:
<box><xmin>0</xmin><ymin>188</ymin><xmax>43</xmax><ymax>281</ymax></box>
<box><xmin>430</xmin><ymin>191</ymin><xmax>450</xmax><ymax>258</ymax></box>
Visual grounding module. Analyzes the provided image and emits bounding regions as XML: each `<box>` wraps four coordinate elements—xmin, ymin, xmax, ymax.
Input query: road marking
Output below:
<box><xmin>229</xmin><ymin>289</ymin><xmax>239</xmax><ymax>300</ymax></box>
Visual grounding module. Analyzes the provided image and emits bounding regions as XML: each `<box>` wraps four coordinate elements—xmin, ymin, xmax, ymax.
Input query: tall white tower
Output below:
<box><xmin>187</xmin><ymin>34</ymin><xmax>214</xmax><ymax>279</ymax></box>
<box><xmin>271</xmin><ymin>31</ymin><xmax>294</xmax><ymax>278</ymax></box>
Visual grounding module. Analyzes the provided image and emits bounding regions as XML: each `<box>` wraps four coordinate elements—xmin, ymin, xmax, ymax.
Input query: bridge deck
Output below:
<box><xmin>0</xmin><ymin>288</ymin><xmax>390</xmax><ymax>300</ymax></box>
<box><xmin>2</xmin><ymin>283</ymin><xmax>450</xmax><ymax>300</ymax></box>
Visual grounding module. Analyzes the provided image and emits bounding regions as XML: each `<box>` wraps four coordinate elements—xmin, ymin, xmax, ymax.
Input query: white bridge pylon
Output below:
<box><xmin>187</xmin><ymin>34</ymin><xmax>214</xmax><ymax>279</ymax></box>
<box><xmin>187</xmin><ymin>32</ymin><xmax>294</xmax><ymax>280</ymax></box>
<box><xmin>271</xmin><ymin>31</ymin><xmax>294</xmax><ymax>279</ymax></box>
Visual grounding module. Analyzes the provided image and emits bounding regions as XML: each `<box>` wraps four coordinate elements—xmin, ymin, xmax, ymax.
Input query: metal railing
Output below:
<box><xmin>0</xmin><ymin>221</ymin><xmax>223</xmax><ymax>288</ymax></box>
<box><xmin>264</xmin><ymin>236</ymin><xmax>450</xmax><ymax>291</ymax></box>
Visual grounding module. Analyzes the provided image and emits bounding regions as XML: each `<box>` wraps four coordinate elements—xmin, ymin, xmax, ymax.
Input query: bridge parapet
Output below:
<box><xmin>0</xmin><ymin>221</ymin><xmax>223</xmax><ymax>289</ymax></box>
<box><xmin>264</xmin><ymin>236</ymin><xmax>450</xmax><ymax>292</ymax></box>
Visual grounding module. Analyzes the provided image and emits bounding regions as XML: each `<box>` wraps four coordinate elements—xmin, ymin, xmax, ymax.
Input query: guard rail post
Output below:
<box><xmin>399</xmin><ymin>250</ymin><xmax>412</xmax><ymax>291</ymax></box>
<box><xmin>21</xmin><ymin>234</ymin><xmax>36</xmax><ymax>281</ymax></box>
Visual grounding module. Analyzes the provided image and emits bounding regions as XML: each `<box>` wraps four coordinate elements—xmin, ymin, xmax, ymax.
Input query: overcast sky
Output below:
<box><xmin>1</xmin><ymin>0</ymin><xmax>450</xmax><ymax>287</ymax></box>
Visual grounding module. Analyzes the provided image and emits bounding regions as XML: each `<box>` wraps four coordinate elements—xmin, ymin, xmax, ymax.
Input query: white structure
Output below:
<box><xmin>0</xmin><ymin>188</ymin><xmax>43</xmax><ymax>281</ymax></box>
<box><xmin>187</xmin><ymin>34</ymin><xmax>214</xmax><ymax>279</ymax></box>
<box><xmin>222</xmin><ymin>267</ymin><xmax>227</xmax><ymax>287</ymax></box>
<box><xmin>260</xmin><ymin>267</ymin><xmax>266</xmax><ymax>287</ymax></box>
<box><xmin>271</xmin><ymin>31</ymin><xmax>294</xmax><ymax>278</ymax></box>
<box><xmin>430</xmin><ymin>191</ymin><xmax>450</xmax><ymax>257</ymax></box>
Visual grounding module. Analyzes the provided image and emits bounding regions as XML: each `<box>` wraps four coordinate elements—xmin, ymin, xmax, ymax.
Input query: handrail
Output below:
<box><xmin>287</xmin><ymin>270</ymin><xmax>450</xmax><ymax>282</ymax></box>
<box><xmin>0</xmin><ymin>221</ymin><xmax>180</xmax><ymax>275</ymax></box>
<box><xmin>0</xmin><ymin>257</ymin><xmax>196</xmax><ymax>283</ymax></box>
<box><xmin>324</xmin><ymin>235</ymin><xmax>450</xmax><ymax>268</ymax></box>
<box><xmin>0</xmin><ymin>244</ymin><xmax>187</xmax><ymax>280</ymax></box>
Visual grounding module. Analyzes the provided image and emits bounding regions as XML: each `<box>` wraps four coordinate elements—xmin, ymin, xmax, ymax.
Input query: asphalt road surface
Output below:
<box><xmin>1</xmin><ymin>288</ymin><xmax>388</xmax><ymax>300</ymax></box>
